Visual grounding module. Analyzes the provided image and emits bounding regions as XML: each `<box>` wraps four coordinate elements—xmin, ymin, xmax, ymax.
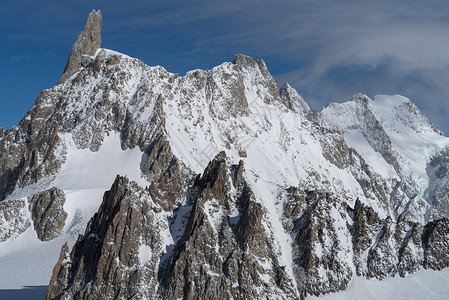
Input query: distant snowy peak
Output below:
<box><xmin>323</xmin><ymin>92</ymin><xmax>444</xmax><ymax>137</ymax></box>
<box><xmin>371</xmin><ymin>94</ymin><xmax>444</xmax><ymax>136</ymax></box>
<box><xmin>319</xmin><ymin>92</ymin><xmax>449</xmax><ymax>223</ymax></box>
<box><xmin>320</xmin><ymin>93</ymin><xmax>448</xmax><ymax>165</ymax></box>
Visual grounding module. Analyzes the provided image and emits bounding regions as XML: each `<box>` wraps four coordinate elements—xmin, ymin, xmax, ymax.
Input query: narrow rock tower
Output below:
<box><xmin>58</xmin><ymin>9</ymin><xmax>102</xmax><ymax>84</ymax></box>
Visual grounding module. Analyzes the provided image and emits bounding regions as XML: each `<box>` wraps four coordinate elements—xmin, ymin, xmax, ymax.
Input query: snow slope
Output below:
<box><xmin>0</xmin><ymin>132</ymin><xmax>147</xmax><ymax>289</ymax></box>
<box><xmin>311</xmin><ymin>268</ymin><xmax>449</xmax><ymax>300</ymax></box>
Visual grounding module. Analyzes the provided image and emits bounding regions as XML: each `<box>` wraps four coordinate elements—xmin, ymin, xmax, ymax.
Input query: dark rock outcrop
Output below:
<box><xmin>46</xmin><ymin>242</ymin><xmax>71</xmax><ymax>300</ymax></box>
<box><xmin>232</xmin><ymin>54</ymin><xmax>280</xmax><ymax>106</ymax></box>
<box><xmin>351</xmin><ymin>199</ymin><xmax>427</xmax><ymax>279</ymax></box>
<box><xmin>286</xmin><ymin>190</ymin><xmax>353</xmax><ymax>297</ymax></box>
<box><xmin>159</xmin><ymin>152</ymin><xmax>296</xmax><ymax>299</ymax></box>
<box><xmin>423</xmin><ymin>218</ymin><xmax>449</xmax><ymax>270</ymax></box>
<box><xmin>281</xmin><ymin>190</ymin><xmax>449</xmax><ymax>298</ymax></box>
<box><xmin>30</xmin><ymin>187</ymin><xmax>68</xmax><ymax>241</ymax></box>
<box><xmin>395</xmin><ymin>216</ymin><xmax>423</xmax><ymax>277</ymax></box>
<box><xmin>426</xmin><ymin>147</ymin><xmax>449</xmax><ymax>220</ymax></box>
<box><xmin>46</xmin><ymin>176</ymin><xmax>167</xmax><ymax>300</ymax></box>
<box><xmin>46</xmin><ymin>154</ymin><xmax>298</xmax><ymax>299</ymax></box>
<box><xmin>0</xmin><ymin>114</ymin><xmax>63</xmax><ymax>201</ymax></box>
<box><xmin>144</xmin><ymin>135</ymin><xmax>193</xmax><ymax>212</ymax></box>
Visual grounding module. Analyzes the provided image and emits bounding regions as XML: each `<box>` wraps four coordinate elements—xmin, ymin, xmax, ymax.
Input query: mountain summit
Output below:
<box><xmin>0</xmin><ymin>11</ymin><xmax>448</xmax><ymax>300</ymax></box>
<box><xmin>58</xmin><ymin>9</ymin><xmax>102</xmax><ymax>84</ymax></box>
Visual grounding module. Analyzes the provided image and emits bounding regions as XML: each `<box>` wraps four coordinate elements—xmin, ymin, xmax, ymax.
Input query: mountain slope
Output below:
<box><xmin>0</xmin><ymin>10</ymin><xmax>449</xmax><ymax>299</ymax></box>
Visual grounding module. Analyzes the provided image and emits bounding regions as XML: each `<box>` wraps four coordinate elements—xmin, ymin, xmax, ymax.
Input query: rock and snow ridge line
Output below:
<box><xmin>45</xmin><ymin>49</ymin><xmax>449</xmax><ymax>298</ymax></box>
<box><xmin>1</xmin><ymin>10</ymin><xmax>449</xmax><ymax>299</ymax></box>
<box><xmin>2</xmin><ymin>48</ymin><xmax>448</xmax><ymax>298</ymax></box>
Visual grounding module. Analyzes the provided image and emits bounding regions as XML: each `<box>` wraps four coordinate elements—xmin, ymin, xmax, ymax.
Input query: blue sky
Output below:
<box><xmin>1</xmin><ymin>0</ymin><xmax>449</xmax><ymax>133</ymax></box>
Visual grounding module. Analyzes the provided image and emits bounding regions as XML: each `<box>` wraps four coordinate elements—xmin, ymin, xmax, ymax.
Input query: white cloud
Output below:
<box><xmin>250</xmin><ymin>0</ymin><xmax>449</xmax><ymax>132</ymax></box>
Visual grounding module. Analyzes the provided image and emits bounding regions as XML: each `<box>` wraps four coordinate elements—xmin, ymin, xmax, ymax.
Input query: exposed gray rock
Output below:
<box><xmin>352</xmin><ymin>94</ymin><xmax>404</xmax><ymax>175</ymax></box>
<box><xmin>29</xmin><ymin>187</ymin><xmax>67</xmax><ymax>241</ymax></box>
<box><xmin>318</xmin><ymin>127</ymin><xmax>350</xmax><ymax>170</ymax></box>
<box><xmin>426</xmin><ymin>147</ymin><xmax>449</xmax><ymax>220</ymax></box>
<box><xmin>58</xmin><ymin>10</ymin><xmax>102</xmax><ymax>84</ymax></box>
<box><xmin>159</xmin><ymin>152</ymin><xmax>297</xmax><ymax>299</ymax></box>
<box><xmin>231</xmin><ymin>160</ymin><xmax>245</xmax><ymax>189</ymax></box>
<box><xmin>93</xmin><ymin>49</ymin><xmax>106</xmax><ymax>73</ymax></box>
<box><xmin>232</xmin><ymin>54</ymin><xmax>264</xmax><ymax>69</ymax></box>
<box><xmin>46</xmin><ymin>242</ymin><xmax>71</xmax><ymax>300</ymax></box>
<box><xmin>47</xmin><ymin>155</ymin><xmax>298</xmax><ymax>299</ymax></box>
<box><xmin>0</xmin><ymin>119</ymin><xmax>64</xmax><ymax>201</ymax></box>
<box><xmin>0</xmin><ymin>199</ymin><xmax>31</xmax><ymax>242</ymax></box>
<box><xmin>423</xmin><ymin>218</ymin><xmax>449</xmax><ymax>270</ymax></box>
<box><xmin>395</xmin><ymin>215</ymin><xmax>424</xmax><ymax>277</ymax></box>
<box><xmin>206</xmin><ymin>65</ymin><xmax>249</xmax><ymax>120</ymax></box>
<box><xmin>279</xmin><ymin>82</ymin><xmax>310</xmax><ymax>115</ymax></box>
<box><xmin>365</xmin><ymin>217</ymin><xmax>398</xmax><ymax>279</ymax></box>
<box><xmin>142</xmin><ymin>135</ymin><xmax>193</xmax><ymax>212</ymax></box>
<box><xmin>351</xmin><ymin>199</ymin><xmax>426</xmax><ymax>279</ymax></box>
<box><xmin>317</xmin><ymin>93</ymin><xmax>434</xmax><ymax>221</ymax></box>
<box><xmin>232</xmin><ymin>54</ymin><xmax>280</xmax><ymax>105</ymax></box>
<box><xmin>287</xmin><ymin>190</ymin><xmax>353</xmax><ymax>297</ymax></box>
<box><xmin>317</xmin><ymin>126</ymin><xmax>390</xmax><ymax>214</ymax></box>
<box><xmin>348</xmin><ymin>149</ymin><xmax>390</xmax><ymax>213</ymax></box>
<box><xmin>351</xmin><ymin>198</ymin><xmax>383</xmax><ymax>277</ymax></box>
<box><xmin>142</xmin><ymin>136</ymin><xmax>175</xmax><ymax>181</ymax></box>
<box><xmin>282</xmin><ymin>189</ymin><xmax>449</xmax><ymax>297</ymax></box>
<box><xmin>80</xmin><ymin>55</ymin><xmax>92</xmax><ymax>68</ymax></box>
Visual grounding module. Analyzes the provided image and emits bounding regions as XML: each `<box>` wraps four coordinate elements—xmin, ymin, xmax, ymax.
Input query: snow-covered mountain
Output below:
<box><xmin>1</xmin><ymin>10</ymin><xmax>449</xmax><ymax>299</ymax></box>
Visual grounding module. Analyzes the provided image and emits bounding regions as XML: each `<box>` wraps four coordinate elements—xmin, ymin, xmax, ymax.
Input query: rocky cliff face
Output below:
<box><xmin>1</xmin><ymin>11</ymin><xmax>449</xmax><ymax>300</ymax></box>
<box><xmin>158</xmin><ymin>152</ymin><xmax>297</xmax><ymax>299</ymax></box>
<box><xmin>46</xmin><ymin>176</ymin><xmax>168</xmax><ymax>300</ymax></box>
<box><xmin>0</xmin><ymin>99</ymin><xmax>63</xmax><ymax>200</ymax></box>
<box><xmin>47</xmin><ymin>154</ymin><xmax>298</xmax><ymax>299</ymax></box>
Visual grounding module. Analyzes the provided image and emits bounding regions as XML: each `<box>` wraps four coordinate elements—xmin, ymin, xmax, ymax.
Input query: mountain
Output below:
<box><xmin>1</xmin><ymin>10</ymin><xmax>449</xmax><ymax>299</ymax></box>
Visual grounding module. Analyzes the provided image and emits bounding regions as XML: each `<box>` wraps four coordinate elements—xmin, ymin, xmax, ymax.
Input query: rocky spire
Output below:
<box><xmin>58</xmin><ymin>9</ymin><xmax>102</xmax><ymax>84</ymax></box>
<box><xmin>279</xmin><ymin>82</ymin><xmax>310</xmax><ymax>115</ymax></box>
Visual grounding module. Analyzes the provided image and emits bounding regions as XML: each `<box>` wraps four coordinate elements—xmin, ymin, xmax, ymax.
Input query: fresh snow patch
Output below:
<box><xmin>0</xmin><ymin>228</ymin><xmax>76</xmax><ymax>289</ymax></box>
<box><xmin>310</xmin><ymin>268</ymin><xmax>449</xmax><ymax>300</ymax></box>
<box><xmin>54</xmin><ymin>132</ymin><xmax>148</xmax><ymax>190</ymax></box>
<box><xmin>138</xmin><ymin>242</ymin><xmax>153</xmax><ymax>267</ymax></box>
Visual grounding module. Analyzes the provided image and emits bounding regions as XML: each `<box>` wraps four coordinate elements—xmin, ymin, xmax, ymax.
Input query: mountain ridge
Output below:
<box><xmin>0</xmin><ymin>11</ymin><xmax>449</xmax><ymax>299</ymax></box>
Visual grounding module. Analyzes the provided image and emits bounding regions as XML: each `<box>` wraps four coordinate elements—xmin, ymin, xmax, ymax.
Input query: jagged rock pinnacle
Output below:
<box><xmin>58</xmin><ymin>9</ymin><xmax>102</xmax><ymax>84</ymax></box>
<box><xmin>279</xmin><ymin>82</ymin><xmax>310</xmax><ymax>114</ymax></box>
<box><xmin>232</xmin><ymin>54</ymin><xmax>267</xmax><ymax>70</ymax></box>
